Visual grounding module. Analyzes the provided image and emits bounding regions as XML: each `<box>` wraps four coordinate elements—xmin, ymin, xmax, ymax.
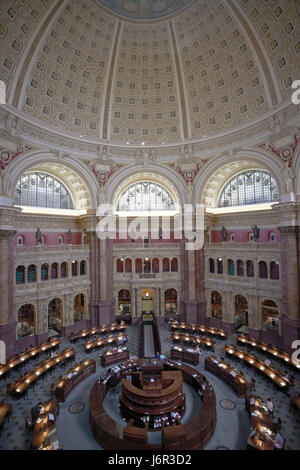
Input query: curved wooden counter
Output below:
<box><xmin>89</xmin><ymin>359</ymin><xmax>216</xmax><ymax>450</ymax></box>
<box><xmin>205</xmin><ymin>356</ymin><xmax>250</xmax><ymax>398</ymax></box>
<box><xmin>51</xmin><ymin>359</ymin><xmax>96</xmax><ymax>402</ymax></box>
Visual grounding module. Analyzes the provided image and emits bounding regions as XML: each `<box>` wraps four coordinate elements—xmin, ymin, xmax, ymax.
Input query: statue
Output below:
<box><xmin>35</xmin><ymin>228</ymin><xmax>42</xmax><ymax>245</ymax></box>
<box><xmin>283</xmin><ymin>161</ymin><xmax>295</xmax><ymax>193</ymax></box>
<box><xmin>67</xmin><ymin>228</ymin><xmax>72</xmax><ymax>244</ymax></box>
<box><xmin>186</xmin><ymin>181</ymin><xmax>194</xmax><ymax>204</ymax></box>
<box><xmin>251</xmin><ymin>225</ymin><xmax>260</xmax><ymax>241</ymax></box>
<box><xmin>136</xmin><ymin>148</ymin><xmax>155</xmax><ymax>168</ymax></box>
<box><xmin>221</xmin><ymin>226</ymin><xmax>228</xmax><ymax>242</ymax></box>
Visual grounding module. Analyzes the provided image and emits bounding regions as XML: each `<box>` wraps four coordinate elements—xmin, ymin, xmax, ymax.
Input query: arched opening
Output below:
<box><xmin>163</xmin><ymin>258</ymin><xmax>170</xmax><ymax>272</ymax></box>
<box><xmin>135</xmin><ymin>258</ymin><xmax>142</xmax><ymax>274</ymax></box>
<box><xmin>165</xmin><ymin>288</ymin><xmax>177</xmax><ymax>315</ymax></box>
<box><xmin>171</xmin><ymin>257</ymin><xmax>178</xmax><ymax>272</ymax></box>
<box><xmin>80</xmin><ymin>260</ymin><xmax>86</xmax><ymax>275</ymax></box>
<box><xmin>118</xmin><ymin>289</ymin><xmax>131</xmax><ymax>316</ymax></box>
<box><xmin>51</xmin><ymin>263</ymin><xmax>58</xmax><ymax>280</ymax></box>
<box><xmin>270</xmin><ymin>261</ymin><xmax>280</xmax><ymax>280</ymax></box>
<box><xmin>41</xmin><ymin>263</ymin><xmax>49</xmax><ymax>281</ymax></box>
<box><xmin>211</xmin><ymin>291</ymin><xmax>222</xmax><ymax>319</ymax></box>
<box><xmin>60</xmin><ymin>262</ymin><xmax>68</xmax><ymax>278</ymax></box>
<box><xmin>152</xmin><ymin>258</ymin><xmax>159</xmax><ymax>273</ymax></box>
<box><xmin>237</xmin><ymin>260</ymin><xmax>244</xmax><ymax>276</ymax></box>
<box><xmin>228</xmin><ymin>259</ymin><xmax>234</xmax><ymax>275</ymax></box>
<box><xmin>217</xmin><ymin>258</ymin><xmax>223</xmax><ymax>274</ymax></box>
<box><xmin>48</xmin><ymin>298</ymin><xmax>62</xmax><ymax>335</ymax></box>
<box><xmin>141</xmin><ymin>288</ymin><xmax>154</xmax><ymax>314</ymax></box>
<box><xmin>235</xmin><ymin>295</ymin><xmax>248</xmax><ymax>331</ymax></box>
<box><xmin>144</xmin><ymin>257</ymin><xmax>151</xmax><ymax>273</ymax></box>
<box><xmin>246</xmin><ymin>260</ymin><xmax>254</xmax><ymax>278</ymax></box>
<box><xmin>209</xmin><ymin>258</ymin><xmax>215</xmax><ymax>274</ymax></box>
<box><xmin>17</xmin><ymin>305</ymin><xmax>35</xmax><ymax>339</ymax></box>
<box><xmin>262</xmin><ymin>299</ymin><xmax>280</xmax><ymax>332</ymax></box>
<box><xmin>16</xmin><ymin>266</ymin><xmax>25</xmax><ymax>284</ymax></box>
<box><xmin>117</xmin><ymin>258</ymin><xmax>124</xmax><ymax>273</ymax></box>
<box><xmin>259</xmin><ymin>261</ymin><xmax>268</xmax><ymax>279</ymax></box>
<box><xmin>74</xmin><ymin>294</ymin><xmax>85</xmax><ymax>322</ymax></box>
<box><xmin>72</xmin><ymin>260</ymin><xmax>78</xmax><ymax>277</ymax></box>
<box><xmin>125</xmin><ymin>258</ymin><xmax>132</xmax><ymax>273</ymax></box>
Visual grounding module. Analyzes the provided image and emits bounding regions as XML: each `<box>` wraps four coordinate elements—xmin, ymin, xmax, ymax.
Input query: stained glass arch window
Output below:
<box><xmin>15</xmin><ymin>172</ymin><xmax>74</xmax><ymax>209</ymax></box>
<box><xmin>117</xmin><ymin>181</ymin><xmax>175</xmax><ymax>211</ymax></box>
<box><xmin>218</xmin><ymin>170</ymin><xmax>279</xmax><ymax>208</ymax></box>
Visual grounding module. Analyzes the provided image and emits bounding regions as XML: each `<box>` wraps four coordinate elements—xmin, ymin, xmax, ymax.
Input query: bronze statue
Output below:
<box><xmin>35</xmin><ymin>228</ymin><xmax>42</xmax><ymax>245</ymax></box>
<box><xmin>221</xmin><ymin>226</ymin><xmax>228</xmax><ymax>242</ymax></box>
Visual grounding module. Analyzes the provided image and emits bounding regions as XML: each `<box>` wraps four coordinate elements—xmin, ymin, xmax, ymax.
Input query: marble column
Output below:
<box><xmin>279</xmin><ymin>226</ymin><xmax>300</xmax><ymax>351</ymax></box>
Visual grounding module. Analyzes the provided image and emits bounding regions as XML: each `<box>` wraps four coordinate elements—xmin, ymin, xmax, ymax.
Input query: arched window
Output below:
<box><xmin>27</xmin><ymin>265</ymin><xmax>37</xmax><ymax>283</ymax></box>
<box><xmin>144</xmin><ymin>258</ymin><xmax>151</xmax><ymax>273</ymax></box>
<box><xmin>15</xmin><ymin>172</ymin><xmax>74</xmax><ymax>209</ymax></box>
<box><xmin>237</xmin><ymin>260</ymin><xmax>244</xmax><ymax>276</ymax></box>
<box><xmin>229</xmin><ymin>233</ymin><xmax>235</xmax><ymax>242</ymax></box>
<box><xmin>125</xmin><ymin>258</ymin><xmax>132</xmax><ymax>273</ymax></box>
<box><xmin>51</xmin><ymin>263</ymin><xmax>58</xmax><ymax>279</ymax></box>
<box><xmin>135</xmin><ymin>258</ymin><xmax>142</xmax><ymax>274</ymax></box>
<box><xmin>209</xmin><ymin>258</ymin><xmax>215</xmax><ymax>273</ymax></box>
<box><xmin>117</xmin><ymin>181</ymin><xmax>175</xmax><ymax>211</ymax></box>
<box><xmin>217</xmin><ymin>258</ymin><xmax>223</xmax><ymax>274</ymax></box>
<box><xmin>74</xmin><ymin>294</ymin><xmax>85</xmax><ymax>322</ymax></box>
<box><xmin>248</xmin><ymin>232</ymin><xmax>254</xmax><ymax>242</ymax></box>
<box><xmin>41</xmin><ymin>263</ymin><xmax>49</xmax><ymax>281</ymax></box>
<box><xmin>152</xmin><ymin>258</ymin><xmax>159</xmax><ymax>273</ymax></box>
<box><xmin>269</xmin><ymin>231</ymin><xmax>276</xmax><ymax>242</ymax></box>
<box><xmin>171</xmin><ymin>257</ymin><xmax>178</xmax><ymax>272</ymax></box>
<box><xmin>163</xmin><ymin>258</ymin><xmax>170</xmax><ymax>272</ymax></box>
<box><xmin>218</xmin><ymin>170</ymin><xmax>279</xmax><ymax>207</ymax></box>
<box><xmin>270</xmin><ymin>261</ymin><xmax>279</xmax><ymax>280</ymax></box>
<box><xmin>58</xmin><ymin>235</ymin><xmax>63</xmax><ymax>245</ymax></box>
<box><xmin>118</xmin><ymin>289</ymin><xmax>131</xmax><ymax>315</ymax></box>
<box><xmin>117</xmin><ymin>258</ymin><xmax>124</xmax><ymax>273</ymax></box>
<box><xmin>246</xmin><ymin>260</ymin><xmax>254</xmax><ymax>278</ymax></box>
<box><xmin>228</xmin><ymin>259</ymin><xmax>234</xmax><ymax>275</ymax></box>
<box><xmin>259</xmin><ymin>261</ymin><xmax>268</xmax><ymax>279</ymax></box>
<box><xmin>16</xmin><ymin>266</ymin><xmax>25</xmax><ymax>284</ymax></box>
<box><xmin>72</xmin><ymin>261</ymin><xmax>78</xmax><ymax>276</ymax></box>
<box><xmin>60</xmin><ymin>262</ymin><xmax>67</xmax><ymax>278</ymax></box>
<box><xmin>80</xmin><ymin>260</ymin><xmax>86</xmax><ymax>275</ymax></box>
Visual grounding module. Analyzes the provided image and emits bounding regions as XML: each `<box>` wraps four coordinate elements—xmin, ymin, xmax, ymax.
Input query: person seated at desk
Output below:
<box><xmin>251</xmin><ymin>378</ymin><xmax>256</xmax><ymax>392</ymax></box>
<box><xmin>50</xmin><ymin>351</ymin><xmax>56</xmax><ymax>359</ymax></box>
<box><xmin>267</xmin><ymin>398</ymin><xmax>274</xmax><ymax>416</ymax></box>
<box><xmin>32</xmin><ymin>402</ymin><xmax>43</xmax><ymax>421</ymax></box>
<box><xmin>272</xmin><ymin>431</ymin><xmax>284</xmax><ymax>449</ymax></box>
<box><xmin>195</xmin><ymin>345</ymin><xmax>200</xmax><ymax>354</ymax></box>
<box><xmin>264</xmin><ymin>358</ymin><xmax>271</xmax><ymax>367</ymax></box>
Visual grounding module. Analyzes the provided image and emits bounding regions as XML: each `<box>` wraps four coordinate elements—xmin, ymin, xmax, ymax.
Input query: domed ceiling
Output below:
<box><xmin>97</xmin><ymin>0</ymin><xmax>193</xmax><ymax>20</ymax></box>
<box><xmin>0</xmin><ymin>0</ymin><xmax>299</xmax><ymax>145</ymax></box>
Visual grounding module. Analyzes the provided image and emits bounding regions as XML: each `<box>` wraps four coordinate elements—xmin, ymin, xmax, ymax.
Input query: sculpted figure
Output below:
<box><xmin>221</xmin><ymin>226</ymin><xmax>228</xmax><ymax>242</ymax></box>
<box><xmin>283</xmin><ymin>161</ymin><xmax>295</xmax><ymax>193</ymax></box>
<box><xmin>35</xmin><ymin>228</ymin><xmax>42</xmax><ymax>245</ymax></box>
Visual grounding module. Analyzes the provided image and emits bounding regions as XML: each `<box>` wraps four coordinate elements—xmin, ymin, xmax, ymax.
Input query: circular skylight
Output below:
<box><xmin>97</xmin><ymin>0</ymin><xmax>193</xmax><ymax>20</ymax></box>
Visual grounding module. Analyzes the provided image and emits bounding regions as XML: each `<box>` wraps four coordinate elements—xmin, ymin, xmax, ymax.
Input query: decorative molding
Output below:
<box><xmin>85</xmin><ymin>161</ymin><xmax>122</xmax><ymax>187</ymax></box>
<box><xmin>169</xmin><ymin>161</ymin><xmax>206</xmax><ymax>183</ymax></box>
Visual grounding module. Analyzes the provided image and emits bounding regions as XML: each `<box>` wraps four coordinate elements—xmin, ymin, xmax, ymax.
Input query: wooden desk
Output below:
<box><xmin>33</xmin><ymin>399</ymin><xmax>60</xmax><ymax>450</ymax></box>
<box><xmin>171</xmin><ymin>333</ymin><xmax>215</xmax><ymax>350</ymax></box>
<box><xmin>89</xmin><ymin>359</ymin><xmax>216</xmax><ymax>450</ymax></box>
<box><xmin>291</xmin><ymin>395</ymin><xmax>300</xmax><ymax>411</ymax></box>
<box><xmin>245</xmin><ymin>395</ymin><xmax>278</xmax><ymax>450</ymax></box>
<box><xmin>85</xmin><ymin>334</ymin><xmax>127</xmax><ymax>352</ymax></box>
<box><xmin>0</xmin><ymin>402</ymin><xmax>12</xmax><ymax>434</ymax></box>
<box><xmin>0</xmin><ymin>339</ymin><xmax>60</xmax><ymax>379</ymax></box>
<box><xmin>51</xmin><ymin>359</ymin><xmax>96</xmax><ymax>402</ymax></box>
<box><xmin>101</xmin><ymin>348</ymin><xmax>129</xmax><ymax>368</ymax></box>
<box><xmin>170</xmin><ymin>322</ymin><xmax>227</xmax><ymax>339</ymax></box>
<box><xmin>70</xmin><ymin>323</ymin><xmax>127</xmax><ymax>343</ymax></box>
<box><xmin>170</xmin><ymin>346</ymin><xmax>199</xmax><ymax>366</ymax></box>
<box><xmin>224</xmin><ymin>345</ymin><xmax>292</xmax><ymax>392</ymax></box>
<box><xmin>205</xmin><ymin>356</ymin><xmax>250</xmax><ymax>397</ymax></box>
<box><xmin>236</xmin><ymin>335</ymin><xmax>300</xmax><ymax>371</ymax></box>
<box><xmin>8</xmin><ymin>348</ymin><xmax>75</xmax><ymax>398</ymax></box>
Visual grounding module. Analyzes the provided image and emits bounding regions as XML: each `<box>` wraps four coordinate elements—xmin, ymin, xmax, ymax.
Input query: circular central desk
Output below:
<box><xmin>89</xmin><ymin>359</ymin><xmax>216</xmax><ymax>450</ymax></box>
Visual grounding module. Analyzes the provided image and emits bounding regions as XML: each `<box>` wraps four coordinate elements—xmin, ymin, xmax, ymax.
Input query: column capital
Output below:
<box><xmin>278</xmin><ymin>225</ymin><xmax>299</xmax><ymax>235</ymax></box>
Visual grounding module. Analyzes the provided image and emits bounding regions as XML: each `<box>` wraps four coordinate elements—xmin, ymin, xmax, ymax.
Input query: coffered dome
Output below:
<box><xmin>0</xmin><ymin>0</ymin><xmax>299</xmax><ymax>146</ymax></box>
